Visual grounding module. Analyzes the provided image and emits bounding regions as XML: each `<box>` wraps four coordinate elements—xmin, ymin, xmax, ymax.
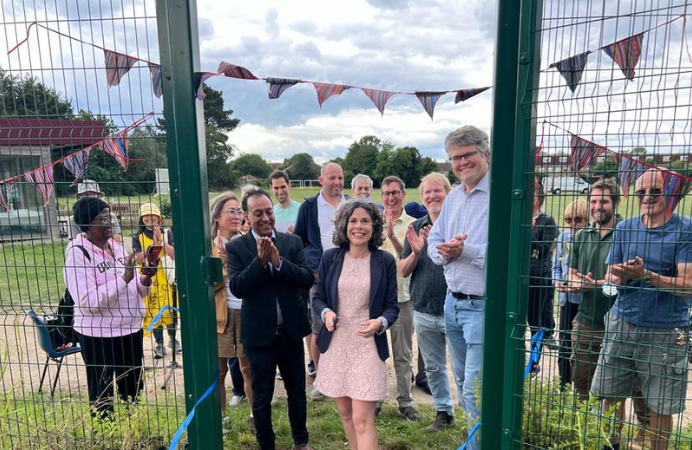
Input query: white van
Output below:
<box><xmin>541</xmin><ymin>177</ymin><xmax>590</xmax><ymax>194</ymax></box>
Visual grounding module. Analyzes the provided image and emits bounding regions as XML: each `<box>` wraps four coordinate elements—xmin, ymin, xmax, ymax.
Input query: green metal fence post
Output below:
<box><xmin>482</xmin><ymin>0</ymin><xmax>543</xmax><ymax>448</ymax></box>
<box><xmin>156</xmin><ymin>1</ymin><xmax>223</xmax><ymax>449</ymax></box>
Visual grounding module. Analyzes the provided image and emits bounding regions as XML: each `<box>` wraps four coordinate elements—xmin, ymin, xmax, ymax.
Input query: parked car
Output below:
<box><xmin>541</xmin><ymin>176</ymin><xmax>590</xmax><ymax>194</ymax></box>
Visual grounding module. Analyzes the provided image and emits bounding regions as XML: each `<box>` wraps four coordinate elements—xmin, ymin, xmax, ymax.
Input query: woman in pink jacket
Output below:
<box><xmin>64</xmin><ymin>197</ymin><xmax>153</xmax><ymax>416</ymax></box>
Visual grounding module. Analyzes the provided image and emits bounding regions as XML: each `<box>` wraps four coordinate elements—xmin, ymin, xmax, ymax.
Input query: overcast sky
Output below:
<box><xmin>2</xmin><ymin>0</ymin><xmax>691</xmax><ymax>163</ymax></box>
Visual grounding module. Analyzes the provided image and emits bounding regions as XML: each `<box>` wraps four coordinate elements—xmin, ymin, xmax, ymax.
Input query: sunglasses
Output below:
<box><xmin>564</xmin><ymin>216</ymin><xmax>585</xmax><ymax>224</ymax></box>
<box><xmin>634</xmin><ymin>188</ymin><xmax>663</xmax><ymax>199</ymax></box>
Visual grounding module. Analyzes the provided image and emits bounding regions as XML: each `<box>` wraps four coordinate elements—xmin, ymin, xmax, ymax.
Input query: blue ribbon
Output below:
<box><xmin>457</xmin><ymin>421</ymin><xmax>481</xmax><ymax>450</ymax></box>
<box><xmin>523</xmin><ymin>328</ymin><xmax>545</xmax><ymax>378</ymax></box>
<box><xmin>169</xmin><ymin>367</ymin><xmax>220</xmax><ymax>450</ymax></box>
<box><xmin>146</xmin><ymin>305</ymin><xmax>181</xmax><ymax>333</ymax></box>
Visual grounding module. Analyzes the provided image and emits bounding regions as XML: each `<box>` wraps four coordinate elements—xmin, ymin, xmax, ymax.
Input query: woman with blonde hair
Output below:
<box><xmin>210</xmin><ymin>192</ymin><xmax>253</xmax><ymax>424</ymax></box>
<box><xmin>552</xmin><ymin>198</ymin><xmax>588</xmax><ymax>388</ymax></box>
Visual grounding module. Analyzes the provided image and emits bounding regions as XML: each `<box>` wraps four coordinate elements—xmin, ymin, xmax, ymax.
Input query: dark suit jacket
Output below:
<box><xmin>312</xmin><ymin>247</ymin><xmax>399</xmax><ymax>361</ymax></box>
<box><xmin>226</xmin><ymin>231</ymin><xmax>314</xmax><ymax>348</ymax></box>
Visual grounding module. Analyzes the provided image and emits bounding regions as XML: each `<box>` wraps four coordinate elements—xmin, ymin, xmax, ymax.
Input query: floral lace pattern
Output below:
<box><xmin>314</xmin><ymin>253</ymin><xmax>388</xmax><ymax>401</ymax></box>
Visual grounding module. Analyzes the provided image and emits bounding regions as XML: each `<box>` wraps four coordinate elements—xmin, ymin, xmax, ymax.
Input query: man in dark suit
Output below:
<box><xmin>227</xmin><ymin>189</ymin><xmax>316</xmax><ymax>450</ymax></box>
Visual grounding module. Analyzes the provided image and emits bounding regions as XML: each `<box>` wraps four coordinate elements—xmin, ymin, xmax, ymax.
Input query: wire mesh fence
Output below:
<box><xmin>0</xmin><ymin>1</ymin><xmax>186</xmax><ymax>448</ymax></box>
<box><xmin>517</xmin><ymin>0</ymin><xmax>692</xmax><ymax>448</ymax></box>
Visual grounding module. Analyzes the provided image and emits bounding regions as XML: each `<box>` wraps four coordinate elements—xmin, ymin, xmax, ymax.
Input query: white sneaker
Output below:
<box><xmin>309</xmin><ymin>388</ymin><xmax>325</xmax><ymax>400</ymax></box>
<box><xmin>229</xmin><ymin>394</ymin><xmax>246</xmax><ymax>407</ymax></box>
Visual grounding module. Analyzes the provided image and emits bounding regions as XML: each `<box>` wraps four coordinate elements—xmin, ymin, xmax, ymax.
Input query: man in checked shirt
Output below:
<box><xmin>428</xmin><ymin>125</ymin><xmax>490</xmax><ymax>450</ymax></box>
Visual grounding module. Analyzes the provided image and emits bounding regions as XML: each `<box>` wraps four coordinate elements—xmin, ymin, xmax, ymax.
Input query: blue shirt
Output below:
<box><xmin>606</xmin><ymin>213</ymin><xmax>692</xmax><ymax>328</ymax></box>
<box><xmin>427</xmin><ymin>172</ymin><xmax>489</xmax><ymax>295</ymax></box>
<box><xmin>273</xmin><ymin>200</ymin><xmax>301</xmax><ymax>233</ymax></box>
<box><xmin>552</xmin><ymin>230</ymin><xmax>581</xmax><ymax>306</ymax></box>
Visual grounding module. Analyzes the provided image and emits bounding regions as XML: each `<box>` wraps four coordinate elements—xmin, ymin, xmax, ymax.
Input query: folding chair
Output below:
<box><xmin>25</xmin><ymin>310</ymin><xmax>82</xmax><ymax>397</ymax></box>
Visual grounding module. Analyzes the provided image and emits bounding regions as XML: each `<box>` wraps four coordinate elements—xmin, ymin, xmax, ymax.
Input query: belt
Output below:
<box><xmin>275</xmin><ymin>324</ymin><xmax>285</xmax><ymax>335</ymax></box>
<box><xmin>450</xmin><ymin>291</ymin><xmax>484</xmax><ymax>300</ymax></box>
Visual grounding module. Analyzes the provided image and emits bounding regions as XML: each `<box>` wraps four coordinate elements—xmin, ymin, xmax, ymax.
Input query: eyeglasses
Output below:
<box><xmin>634</xmin><ymin>188</ymin><xmax>663</xmax><ymax>199</ymax></box>
<box><xmin>223</xmin><ymin>208</ymin><xmax>244</xmax><ymax>217</ymax></box>
<box><xmin>449</xmin><ymin>150</ymin><xmax>479</xmax><ymax>163</ymax></box>
<box><xmin>564</xmin><ymin>216</ymin><xmax>585</xmax><ymax>224</ymax></box>
<box><xmin>381</xmin><ymin>190</ymin><xmax>402</xmax><ymax>198</ymax></box>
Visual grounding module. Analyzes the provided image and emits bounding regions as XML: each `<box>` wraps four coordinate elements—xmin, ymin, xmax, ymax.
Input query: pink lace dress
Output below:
<box><xmin>314</xmin><ymin>253</ymin><xmax>388</xmax><ymax>401</ymax></box>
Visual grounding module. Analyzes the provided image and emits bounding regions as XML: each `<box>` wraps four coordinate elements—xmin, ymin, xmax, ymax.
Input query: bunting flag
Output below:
<box><xmin>24</xmin><ymin>166</ymin><xmax>54</xmax><ymax>206</ymax></box>
<box><xmin>149</xmin><ymin>64</ymin><xmax>163</xmax><ymax>98</ymax></box>
<box><xmin>62</xmin><ymin>148</ymin><xmax>92</xmax><ymax>183</ymax></box>
<box><xmin>361</xmin><ymin>88</ymin><xmax>397</xmax><ymax>115</ymax></box>
<box><xmin>548</xmin><ymin>52</ymin><xmax>590</xmax><ymax>92</ymax></box>
<box><xmin>0</xmin><ymin>182</ymin><xmax>13</xmax><ymax>211</ymax></box>
<box><xmin>196</xmin><ymin>72</ymin><xmax>218</xmax><ymax>100</ymax></box>
<box><xmin>662</xmin><ymin>170</ymin><xmax>692</xmax><ymax>216</ymax></box>
<box><xmin>217</xmin><ymin>61</ymin><xmax>258</xmax><ymax>80</ymax></box>
<box><xmin>454</xmin><ymin>86</ymin><xmax>491</xmax><ymax>103</ymax></box>
<box><xmin>313</xmin><ymin>83</ymin><xmax>349</xmax><ymax>107</ymax></box>
<box><xmin>104</xmin><ymin>49</ymin><xmax>139</xmax><ymax>87</ymax></box>
<box><xmin>102</xmin><ymin>131</ymin><xmax>130</xmax><ymax>171</ymax></box>
<box><xmin>602</xmin><ymin>33</ymin><xmax>644</xmax><ymax>80</ymax></box>
<box><xmin>416</xmin><ymin>92</ymin><xmax>446</xmax><ymax>120</ymax></box>
<box><xmin>267</xmin><ymin>77</ymin><xmax>301</xmax><ymax>99</ymax></box>
<box><xmin>570</xmin><ymin>134</ymin><xmax>606</xmax><ymax>172</ymax></box>
<box><xmin>617</xmin><ymin>155</ymin><xmax>648</xmax><ymax>197</ymax></box>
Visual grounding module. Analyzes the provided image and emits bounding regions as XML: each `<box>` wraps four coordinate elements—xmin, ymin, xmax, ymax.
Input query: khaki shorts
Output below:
<box><xmin>218</xmin><ymin>308</ymin><xmax>244</xmax><ymax>359</ymax></box>
<box><xmin>591</xmin><ymin>312</ymin><xmax>688</xmax><ymax>415</ymax></box>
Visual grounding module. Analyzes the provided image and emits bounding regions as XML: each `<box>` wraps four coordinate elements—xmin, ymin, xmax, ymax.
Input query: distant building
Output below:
<box><xmin>537</xmin><ymin>152</ymin><xmax>692</xmax><ymax>173</ymax></box>
<box><xmin>0</xmin><ymin>118</ymin><xmax>104</xmax><ymax>240</ymax></box>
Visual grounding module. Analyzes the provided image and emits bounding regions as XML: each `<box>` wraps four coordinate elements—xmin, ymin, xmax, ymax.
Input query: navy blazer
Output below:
<box><xmin>226</xmin><ymin>231</ymin><xmax>314</xmax><ymax>347</ymax></box>
<box><xmin>312</xmin><ymin>247</ymin><xmax>399</xmax><ymax>361</ymax></box>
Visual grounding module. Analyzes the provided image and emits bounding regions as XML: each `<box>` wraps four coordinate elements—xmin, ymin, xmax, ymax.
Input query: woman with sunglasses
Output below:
<box><xmin>552</xmin><ymin>199</ymin><xmax>588</xmax><ymax>388</ymax></box>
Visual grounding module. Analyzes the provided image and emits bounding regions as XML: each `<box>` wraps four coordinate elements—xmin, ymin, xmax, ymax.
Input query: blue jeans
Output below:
<box><xmin>413</xmin><ymin>311</ymin><xmax>462</xmax><ymax>414</ymax></box>
<box><xmin>445</xmin><ymin>292</ymin><xmax>484</xmax><ymax>450</ymax></box>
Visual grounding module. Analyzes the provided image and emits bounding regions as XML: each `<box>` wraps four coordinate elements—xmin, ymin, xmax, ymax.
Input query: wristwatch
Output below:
<box><xmin>642</xmin><ymin>269</ymin><xmax>652</xmax><ymax>285</ymax></box>
<box><xmin>602</xmin><ymin>282</ymin><xmax>618</xmax><ymax>298</ymax></box>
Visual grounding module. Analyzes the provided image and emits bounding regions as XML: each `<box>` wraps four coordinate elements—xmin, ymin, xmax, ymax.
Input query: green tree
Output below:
<box><xmin>390</xmin><ymin>146</ymin><xmax>425</xmax><ymax>188</ymax></box>
<box><xmin>419</xmin><ymin>156</ymin><xmax>439</xmax><ymax>178</ymax></box>
<box><xmin>230</xmin><ymin>153</ymin><xmax>272</xmax><ymax>179</ymax></box>
<box><xmin>0</xmin><ymin>68</ymin><xmax>73</xmax><ymax>118</ymax></box>
<box><xmin>282</xmin><ymin>153</ymin><xmax>320</xmax><ymax>180</ymax></box>
<box><xmin>372</xmin><ymin>142</ymin><xmax>396</xmax><ymax>185</ymax></box>
<box><xmin>343</xmin><ymin>136</ymin><xmax>381</xmax><ymax>185</ymax></box>
<box><xmin>587</xmin><ymin>155</ymin><xmax>618</xmax><ymax>181</ymax></box>
<box><xmin>670</xmin><ymin>159</ymin><xmax>691</xmax><ymax>177</ymax></box>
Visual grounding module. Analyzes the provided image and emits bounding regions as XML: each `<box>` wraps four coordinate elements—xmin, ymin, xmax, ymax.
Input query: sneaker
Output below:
<box><xmin>154</xmin><ymin>343</ymin><xmax>165</xmax><ymax>359</ymax></box>
<box><xmin>271</xmin><ymin>396</ymin><xmax>279</xmax><ymax>405</ymax></box>
<box><xmin>307</xmin><ymin>361</ymin><xmax>316</xmax><ymax>377</ymax></box>
<box><xmin>276</xmin><ymin>369</ymin><xmax>283</xmax><ymax>380</ymax></box>
<box><xmin>398</xmin><ymin>406</ymin><xmax>422</xmax><ymax>422</ymax></box>
<box><xmin>530</xmin><ymin>363</ymin><xmax>541</xmax><ymax>379</ymax></box>
<box><xmin>423</xmin><ymin>411</ymin><xmax>455</xmax><ymax>433</ymax></box>
<box><xmin>247</xmin><ymin>416</ymin><xmax>256</xmax><ymax>435</ymax></box>
<box><xmin>375</xmin><ymin>401</ymin><xmax>383</xmax><ymax>416</ymax></box>
<box><xmin>228</xmin><ymin>394</ymin><xmax>246</xmax><ymax>407</ymax></box>
<box><xmin>168</xmin><ymin>339</ymin><xmax>182</xmax><ymax>353</ymax></box>
<box><xmin>309</xmin><ymin>388</ymin><xmax>324</xmax><ymax>401</ymax></box>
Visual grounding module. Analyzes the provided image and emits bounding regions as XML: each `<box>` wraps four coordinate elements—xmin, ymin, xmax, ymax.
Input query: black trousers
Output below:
<box><xmin>245</xmin><ymin>331</ymin><xmax>308</xmax><ymax>450</ymax></box>
<box><xmin>77</xmin><ymin>330</ymin><xmax>144</xmax><ymax>416</ymax></box>
<box><xmin>527</xmin><ymin>276</ymin><xmax>556</xmax><ymax>337</ymax></box>
<box><xmin>558</xmin><ymin>302</ymin><xmax>579</xmax><ymax>387</ymax></box>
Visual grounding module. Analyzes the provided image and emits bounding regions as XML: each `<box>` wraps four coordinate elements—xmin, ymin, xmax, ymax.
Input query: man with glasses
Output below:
<box><xmin>590</xmin><ymin>169</ymin><xmax>692</xmax><ymax>449</ymax></box>
<box><xmin>428</xmin><ymin>125</ymin><xmax>490</xmax><ymax>450</ymax></box>
<box><xmin>376</xmin><ymin>175</ymin><xmax>421</xmax><ymax>421</ymax></box>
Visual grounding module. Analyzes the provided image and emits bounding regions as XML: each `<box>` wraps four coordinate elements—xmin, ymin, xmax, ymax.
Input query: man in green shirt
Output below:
<box><xmin>567</xmin><ymin>178</ymin><xmax>649</xmax><ymax>427</ymax></box>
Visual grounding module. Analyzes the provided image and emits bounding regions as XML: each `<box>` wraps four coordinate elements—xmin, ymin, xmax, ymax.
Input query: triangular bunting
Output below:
<box><xmin>415</xmin><ymin>92</ymin><xmax>446</xmax><ymax>120</ymax></box>
<box><xmin>602</xmin><ymin>33</ymin><xmax>644</xmax><ymax>80</ymax></box>
<box><xmin>104</xmin><ymin>49</ymin><xmax>139</xmax><ymax>87</ymax></box>
<box><xmin>662</xmin><ymin>170</ymin><xmax>692</xmax><ymax>217</ymax></box>
<box><xmin>102</xmin><ymin>131</ymin><xmax>130</xmax><ymax>171</ymax></box>
<box><xmin>0</xmin><ymin>182</ymin><xmax>13</xmax><ymax>211</ymax></box>
<box><xmin>361</xmin><ymin>88</ymin><xmax>397</xmax><ymax>116</ymax></box>
<box><xmin>196</xmin><ymin>72</ymin><xmax>218</xmax><ymax>100</ymax></box>
<box><xmin>24</xmin><ymin>166</ymin><xmax>54</xmax><ymax>207</ymax></box>
<box><xmin>149</xmin><ymin>64</ymin><xmax>163</xmax><ymax>98</ymax></box>
<box><xmin>266</xmin><ymin>78</ymin><xmax>301</xmax><ymax>100</ymax></box>
<box><xmin>217</xmin><ymin>62</ymin><xmax>259</xmax><ymax>80</ymax></box>
<box><xmin>616</xmin><ymin>154</ymin><xmax>648</xmax><ymax>198</ymax></box>
<box><xmin>549</xmin><ymin>52</ymin><xmax>590</xmax><ymax>92</ymax></box>
<box><xmin>454</xmin><ymin>86</ymin><xmax>491</xmax><ymax>103</ymax></box>
<box><xmin>313</xmin><ymin>83</ymin><xmax>349</xmax><ymax>107</ymax></box>
<box><xmin>63</xmin><ymin>148</ymin><xmax>92</xmax><ymax>183</ymax></box>
<box><xmin>570</xmin><ymin>135</ymin><xmax>606</xmax><ymax>172</ymax></box>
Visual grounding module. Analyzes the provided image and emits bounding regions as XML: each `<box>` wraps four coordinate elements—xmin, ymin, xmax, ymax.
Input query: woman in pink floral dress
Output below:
<box><xmin>313</xmin><ymin>199</ymin><xmax>399</xmax><ymax>450</ymax></box>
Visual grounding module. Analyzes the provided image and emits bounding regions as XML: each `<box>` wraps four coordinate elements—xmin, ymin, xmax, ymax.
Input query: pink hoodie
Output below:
<box><xmin>63</xmin><ymin>235</ymin><xmax>150</xmax><ymax>338</ymax></box>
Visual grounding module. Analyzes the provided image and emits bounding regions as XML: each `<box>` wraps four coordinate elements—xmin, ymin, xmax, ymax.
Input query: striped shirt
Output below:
<box><xmin>427</xmin><ymin>172</ymin><xmax>489</xmax><ymax>295</ymax></box>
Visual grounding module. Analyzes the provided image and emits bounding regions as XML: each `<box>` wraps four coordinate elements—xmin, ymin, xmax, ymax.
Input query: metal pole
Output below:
<box><xmin>482</xmin><ymin>0</ymin><xmax>543</xmax><ymax>448</ymax></box>
<box><xmin>155</xmin><ymin>1</ymin><xmax>223</xmax><ymax>449</ymax></box>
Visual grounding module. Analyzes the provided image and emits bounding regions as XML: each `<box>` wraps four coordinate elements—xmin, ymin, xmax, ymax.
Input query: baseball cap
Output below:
<box><xmin>77</xmin><ymin>179</ymin><xmax>103</xmax><ymax>197</ymax></box>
